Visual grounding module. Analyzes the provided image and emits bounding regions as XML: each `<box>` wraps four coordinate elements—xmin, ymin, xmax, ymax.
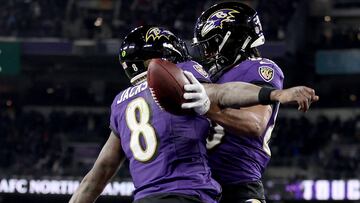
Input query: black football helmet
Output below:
<box><xmin>193</xmin><ymin>2</ymin><xmax>265</xmax><ymax>78</ymax></box>
<box><xmin>119</xmin><ymin>26</ymin><xmax>189</xmax><ymax>85</ymax></box>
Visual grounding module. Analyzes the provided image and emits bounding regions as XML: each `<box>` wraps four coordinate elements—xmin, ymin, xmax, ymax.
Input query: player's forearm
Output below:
<box><xmin>204</xmin><ymin>82</ymin><xmax>262</xmax><ymax>108</ymax></box>
<box><xmin>206</xmin><ymin>106</ymin><xmax>271</xmax><ymax>137</ymax></box>
<box><xmin>208</xmin><ymin>110</ymin><xmax>261</xmax><ymax>136</ymax></box>
<box><xmin>69</xmin><ymin>171</ymin><xmax>107</xmax><ymax>203</ymax></box>
<box><xmin>69</xmin><ymin>159</ymin><xmax>124</xmax><ymax>203</ymax></box>
<box><xmin>69</xmin><ymin>132</ymin><xmax>124</xmax><ymax>203</ymax></box>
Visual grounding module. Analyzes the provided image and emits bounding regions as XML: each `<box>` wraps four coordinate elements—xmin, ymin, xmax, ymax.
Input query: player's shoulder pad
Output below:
<box><xmin>111</xmin><ymin>89</ymin><xmax>126</xmax><ymax>109</ymax></box>
<box><xmin>176</xmin><ymin>60</ymin><xmax>211</xmax><ymax>83</ymax></box>
<box><xmin>109</xmin><ymin>90</ymin><xmax>125</xmax><ymax>137</ymax></box>
<box><xmin>112</xmin><ymin>82</ymin><xmax>148</xmax><ymax>106</ymax></box>
<box><xmin>241</xmin><ymin>58</ymin><xmax>284</xmax><ymax>89</ymax></box>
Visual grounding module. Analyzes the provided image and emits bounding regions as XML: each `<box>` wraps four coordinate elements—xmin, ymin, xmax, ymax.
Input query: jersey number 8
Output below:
<box><xmin>126</xmin><ymin>98</ymin><xmax>157</xmax><ymax>162</ymax></box>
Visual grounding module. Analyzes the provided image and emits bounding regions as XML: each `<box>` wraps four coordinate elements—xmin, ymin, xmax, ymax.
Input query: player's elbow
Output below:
<box><xmin>251</xmin><ymin>113</ymin><xmax>269</xmax><ymax>137</ymax></box>
<box><xmin>226</xmin><ymin>121</ymin><xmax>264</xmax><ymax>138</ymax></box>
<box><xmin>242</xmin><ymin>113</ymin><xmax>268</xmax><ymax>138</ymax></box>
<box><xmin>248</xmin><ymin>120</ymin><xmax>266</xmax><ymax>137</ymax></box>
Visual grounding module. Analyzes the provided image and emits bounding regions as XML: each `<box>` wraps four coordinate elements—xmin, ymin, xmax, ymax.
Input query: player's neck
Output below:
<box><xmin>131</xmin><ymin>72</ymin><xmax>148</xmax><ymax>85</ymax></box>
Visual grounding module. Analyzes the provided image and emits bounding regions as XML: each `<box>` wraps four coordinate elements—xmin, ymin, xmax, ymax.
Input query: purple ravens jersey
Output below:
<box><xmin>110</xmin><ymin>60</ymin><xmax>220</xmax><ymax>203</ymax></box>
<box><xmin>207</xmin><ymin>58</ymin><xmax>284</xmax><ymax>185</ymax></box>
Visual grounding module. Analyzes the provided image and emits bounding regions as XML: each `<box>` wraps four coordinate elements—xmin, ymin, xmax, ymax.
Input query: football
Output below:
<box><xmin>147</xmin><ymin>59</ymin><xmax>192</xmax><ymax>115</ymax></box>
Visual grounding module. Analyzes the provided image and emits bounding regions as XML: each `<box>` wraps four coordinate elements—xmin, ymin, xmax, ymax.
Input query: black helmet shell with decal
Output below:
<box><xmin>119</xmin><ymin>26</ymin><xmax>189</xmax><ymax>85</ymax></box>
<box><xmin>193</xmin><ymin>2</ymin><xmax>264</xmax><ymax>77</ymax></box>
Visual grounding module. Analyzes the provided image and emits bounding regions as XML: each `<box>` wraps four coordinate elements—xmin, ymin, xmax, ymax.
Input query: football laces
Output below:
<box><xmin>149</xmin><ymin>87</ymin><xmax>164</xmax><ymax>110</ymax></box>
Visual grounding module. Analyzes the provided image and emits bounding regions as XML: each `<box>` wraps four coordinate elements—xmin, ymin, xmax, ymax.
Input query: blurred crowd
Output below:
<box><xmin>0</xmin><ymin>108</ymin><xmax>110</xmax><ymax>177</ymax></box>
<box><xmin>0</xmin><ymin>0</ymin><xmax>298</xmax><ymax>41</ymax></box>
<box><xmin>271</xmin><ymin>115</ymin><xmax>360</xmax><ymax>178</ymax></box>
<box><xmin>0</xmin><ymin>0</ymin><xmax>66</xmax><ymax>37</ymax></box>
<box><xmin>1</xmin><ymin>108</ymin><xmax>359</xmax><ymax>179</ymax></box>
<box><xmin>2</xmin><ymin>0</ymin><xmax>359</xmax><ymax>49</ymax></box>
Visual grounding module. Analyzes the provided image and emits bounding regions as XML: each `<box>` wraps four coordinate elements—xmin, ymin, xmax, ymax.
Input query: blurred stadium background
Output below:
<box><xmin>0</xmin><ymin>0</ymin><xmax>360</xmax><ymax>202</ymax></box>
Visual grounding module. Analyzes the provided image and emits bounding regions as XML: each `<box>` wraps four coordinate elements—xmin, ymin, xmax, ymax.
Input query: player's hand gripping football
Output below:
<box><xmin>181</xmin><ymin>71</ymin><xmax>210</xmax><ymax>115</ymax></box>
<box><xmin>271</xmin><ymin>86</ymin><xmax>319</xmax><ymax>112</ymax></box>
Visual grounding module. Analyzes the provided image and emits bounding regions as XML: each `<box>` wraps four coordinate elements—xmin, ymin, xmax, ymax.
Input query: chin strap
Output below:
<box><xmin>208</xmin><ymin>33</ymin><xmax>254</xmax><ymax>81</ymax></box>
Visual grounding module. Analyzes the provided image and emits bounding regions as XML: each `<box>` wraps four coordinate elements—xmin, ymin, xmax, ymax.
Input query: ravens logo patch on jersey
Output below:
<box><xmin>193</xmin><ymin>64</ymin><xmax>209</xmax><ymax>78</ymax></box>
<box><xmin>258</xmin><ymin>66</ymin><xmax>274</xmax><ymax>82</ymax></box>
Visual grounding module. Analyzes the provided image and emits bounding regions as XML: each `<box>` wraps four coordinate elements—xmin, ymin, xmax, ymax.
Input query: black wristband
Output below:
<box><xmin>259</xmin><ymin>87</ymin><xmax>276</xmax><ymax>105</ymax></box>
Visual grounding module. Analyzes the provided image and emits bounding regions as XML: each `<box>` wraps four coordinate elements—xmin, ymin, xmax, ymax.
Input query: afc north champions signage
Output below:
<box><xmin>0</xmin><ymin>178</ymin><xmax>359</xmax><ymax>201</ymax></box>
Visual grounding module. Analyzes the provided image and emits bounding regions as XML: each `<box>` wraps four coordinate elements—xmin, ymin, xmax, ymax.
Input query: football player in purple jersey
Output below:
<box><xmin>192</xmin><ymin>2</ymin><xmax>317</xmax><ymax>203</ymax></box>
<box><xmin>69</xmin><ymin>26</ymin><xmax>318</xmax><ymax>203</ymax></box>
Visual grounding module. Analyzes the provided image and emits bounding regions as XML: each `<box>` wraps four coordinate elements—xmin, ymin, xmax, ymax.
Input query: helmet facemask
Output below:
<box><xmin>193</xmin><ymin>30</ymin><xmax>253</xmax><ymax>79</ymax></box>
<box><xmin>192</xmin><ymin>34</ymin><xmax>224</xmax><ymax>68</ymax></box>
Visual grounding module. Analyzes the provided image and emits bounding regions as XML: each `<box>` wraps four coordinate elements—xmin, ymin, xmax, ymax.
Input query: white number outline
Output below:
<box><xmin>126</xmin><ymin>97</ymin><xmax>158</xmax><ymax>162</ymax></box>
<box><xmin>132</xmin><ymin>64</ymin><xmax>138</xmax><ymax>71</ymax></box>
<box><xmin>207</xmin><ymin>106</ymin><xmax>279</xmax><ymax>155</ymax></box>
<box><xmin>263</xmin><ymin>107</ymin><xmax>279</xmax><ymax>156</ymax></box>
<box><xmin>206</xmin><ymin>123</ymin><xmax>225</xmax><ymax>150</ymax></box>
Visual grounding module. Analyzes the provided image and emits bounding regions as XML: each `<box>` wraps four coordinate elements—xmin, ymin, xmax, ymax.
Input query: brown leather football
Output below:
<box><xmin>147</xmin><ymin>58</ymin><xmax>192</xmax><ymax>115</ymax></box>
